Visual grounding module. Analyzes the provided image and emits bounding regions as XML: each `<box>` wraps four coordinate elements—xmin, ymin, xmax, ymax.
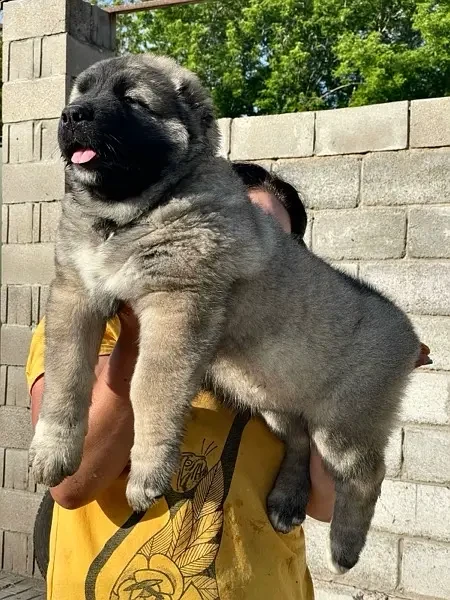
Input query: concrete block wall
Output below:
<box><xmin>0</xmin><ymin>2</ymin><xmax>449</xmax><ymax>598</ymax></box>
<box><xmin>223</xmin><ymin>99</ymin><xmax>450</xmax><ymax>600</ymax></box>
<box><xmin>0</xmin><ymin>0</ymin><xmax>115</xmax><ymax>578</ymax></box>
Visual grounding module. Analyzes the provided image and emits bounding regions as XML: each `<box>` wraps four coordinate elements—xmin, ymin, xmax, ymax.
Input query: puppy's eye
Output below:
<box><xmin>124</xmin><ymin>96</ymin><xmax>147</xmax><ymax>109</ymax></box>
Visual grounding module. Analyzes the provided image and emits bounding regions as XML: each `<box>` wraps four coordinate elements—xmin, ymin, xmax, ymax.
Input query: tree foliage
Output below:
<box><xmin>97</xmin><ymin>0</ymin><xmax>450</xmax><ymax>117</ymax></box>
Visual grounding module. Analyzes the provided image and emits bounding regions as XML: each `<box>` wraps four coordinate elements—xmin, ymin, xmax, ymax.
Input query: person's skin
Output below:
<box><xmin>31</xmin><ymin>187</ymin><xmax>336</xmax><ymax>521</ymax></box>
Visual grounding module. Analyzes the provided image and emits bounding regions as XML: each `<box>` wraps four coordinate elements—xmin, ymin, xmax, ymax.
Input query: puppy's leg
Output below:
<box><xmin>264</xmin><ymin>411</ymin><xmax>310</xmax><ymax>533</ymax></box>
<box><xmin>126</xmin><ymin>292</ymin><xmax>222</xmax><ymax>512</ymax></box>
<box><xmin>313</xmin><ymin>428</ymin><xmax>385</xmax><ymax>574</ymax></box>
<box><xmin>29</xmin><ymin>274</ymin><xmax>105</xmax><ymax>487</ymax></box>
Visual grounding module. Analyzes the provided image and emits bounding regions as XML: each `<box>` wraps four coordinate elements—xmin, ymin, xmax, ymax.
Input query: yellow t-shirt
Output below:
<box><xmin>26</xmin><ymin>319</ymin><xmax>313</xmax><ymax>600</ymax></box>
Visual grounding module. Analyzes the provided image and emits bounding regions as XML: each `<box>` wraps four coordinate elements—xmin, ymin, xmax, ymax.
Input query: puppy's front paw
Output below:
<box><xmin>29</xmin><ymin>420</ymin><xmax>85</xmax><ymax>487</ymax></box>
<box><xmin>267</xmin><ymin>488</ymin><xmax>307</xmax><ymax>534</ymax></box>
<box><xmin>126</xmin><ymin>446</ymin><xmax>178</xmax><ymax>512</ymax></box>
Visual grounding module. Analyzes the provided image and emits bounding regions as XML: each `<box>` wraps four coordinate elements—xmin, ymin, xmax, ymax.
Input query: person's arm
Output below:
<box><xmin>31</xmin><ymin>311</ymin><xmax>139</xmax><ymax>510</ymax></box>
<box><xmin>306</xmin><ymin>448</ymin><xmax>335</xmax><ymax>522</ymax></box>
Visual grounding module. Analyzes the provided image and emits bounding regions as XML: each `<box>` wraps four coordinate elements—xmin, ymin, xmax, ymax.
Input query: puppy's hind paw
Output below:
<box><xmin>267</xmin><ymin>489</ymin><xmax>307</xmax><ymax>534</ymax></box>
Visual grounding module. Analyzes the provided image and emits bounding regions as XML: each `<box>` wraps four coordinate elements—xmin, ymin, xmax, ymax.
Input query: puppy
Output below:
<box><xmin>29</xmin><ymin>54</ymin><xmax>420</xmax><ymax>574</ymax></box>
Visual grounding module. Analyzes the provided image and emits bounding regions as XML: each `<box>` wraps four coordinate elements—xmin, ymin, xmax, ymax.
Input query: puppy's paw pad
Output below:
<box><xmin>126</xmin><ymin>476</ymin><xmax>165</xmax><ymax>513</ymax></box>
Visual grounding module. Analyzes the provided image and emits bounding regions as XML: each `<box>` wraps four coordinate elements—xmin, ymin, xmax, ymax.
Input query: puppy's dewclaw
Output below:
<box><xmin>32</xmin><ymin>53</ymin><xmax>420</xmax><ymax>572</ymax></box>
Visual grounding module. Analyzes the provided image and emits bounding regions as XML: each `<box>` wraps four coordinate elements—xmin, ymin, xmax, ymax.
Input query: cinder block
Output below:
<box><xmin>401</xmin><ymin>539</ymin><xmax>450</xmax><ymax>599</ymax></box>
<box><xmin>41</xmin><ymin>34</ymin><xmax>67</xmax><ymax>78</ymax></box>
<box><xmin>32</xmin><ymin>204</ymin><xmax>41</xmax><ymax>243</ymax></box>
<box><xmin>34</xmin><ymin>119</ymin><xmax>60</xmax><ymax>162</ymax></box>
<box><xmin>3</xmin><ymin>124</ymin><xmax>10</xmax><ymax>163</ymax></box>
<box><xmin>67</xmin><ymin>35</ymin><xmax>115</xmax><ymax>82</ymax></box>
<box><xmin>4</xmin><ymin>449</ymin><xmax>34</xmax><ymax>492</ymax></box>
<box><xmin>6</xmin><ymin>286</ymin><xmax>32</xmax><ymax>325</ymax></box>
<box><xmin>0</xmin><ymin>406</ymin><xmax>33</xmax><ymax>449</ymax></box>
<box><xmin>403</xmin><ymin>427</ymin><xmax>450</xmax><ymax>484</ymax></box>
<box><xmin>0</xmin><ymin>367</ymin><xmax>6</xmax><ymax>405</ymax></box>
<box><xmin>410</xmin><ymin>316</ymin><xmax>450</xmax><ymax>372</ymax></box>
<box><xmin>0</xmin><ymin>447</ymin><xmax>5</xmax><ymax>485</ymax></box>
<box><xmin>3</xmin><ymin>0</ymin><xmax>67</xmax><ymax>42</ymax></box>
<box><xmin>304</xmin><ymin>519</ymin><xmax>398</xmax><ymax>592</ymax></box>
<box><xmin>3</xmin><ymin>77</ymin><xmax>67</xmax><ymax>122</ymax></box>
<box><xmin>314</xmin><ymin>583</ymin><xmax>400</xmax><ymax>600</ymax></box>
<box><xmin>273</xmin><ymin>156</ymin><xmax>361</xmax><ymax>209</ymax></box>
<box><xmin>8</xmin><ymin>122</ymin><xmax>34</xmax><ymax>164</ymax></box>
<box><xmin>384</xmin><ymin>428</ymin><xmax>402</xmax><ymax>478</ymax></box>
<box><xmin>408</xmin><ymin>206</ymin><xmax>450</xmax><ymax>258</ymax></box>
<box><xmin>31</xmin><ymin>286</ymin><xmax>41</xmax><ymax>326</ymax></box>
<box><xmin>372</xmin><ymin>479</ymin><xmax>417</xmax><ymax>536</ymax></box>
<box><xmin>2</xmin><ymin>205</ymin><xmax>8</xmax><ymax>243</ymax></box>
<box><xmin>40</xmin><ymin>202</ymin><xmax>62</xmax><ymax>243</ymax></box>
<box><xmin>410</xmin><ymin>97</ymin><xmax>450</xmax><ymax>148</ymax></box>
<box><xmin>0</xmin><ymin>325</ymin><xmax>33</xmax><ymax>367</ymax></box>
<box><xmin>230</xmin><ymin>112</ymin><xmax>314</xmax><ymax>160</ymax></box>
<box><xmin>360</xmin><ymin>261</ymin><xmax>450</xmax><ymax>316</ymax></box>
<box><xmin>315</xmin><ymin>102</ymin><xmax>408</xmax><ymax>156</ymax></box>
<box><xmin>415</xmin><ymin>484</ymin><xmax>450</xmax><ymax>542</ymax></box>
<box><xmin>5</xmin><ymin>366</ymin><xmax>30</xmax><ymax>408</ymax></box>
<box><xmin>7</xmin><ymin>204</ymin><xmax>33</xmax><ymax>244</ymax></box>
<box><xmin>38</xmin><ymin>286</ymin><xmax>50</xmax><ymax>322</ymax></box>
<box><xmin>362</xmin><ymin>148</ymin><xmax>450</xmax><ymax>206</ymax></box>
<box><xmin>0</xmin><ymin>489</ymin><xmax>42</xmax><ymax>536</ymax></box>
<box><xmin>68</xmin><ymin>0</ymin><xmax>115</xmax><ymax>50</ymax></box>
<box><xmin>3</xmin><ymin>531</ymin><xmax>29</xmax><ymax>575</ymax></box>
<box><xmin>313</xmin><ymin>209</ymin><xmax>406</xmax><ymax>260</ymax></box>
<box><xmin>2</xmin><ymin>40</ymin><xmax>10</xmax><ymax>83</ymax></box>
<box><xmin>8</xmin><ymin>39</ymin><xmax>34</xmax><ymax>81</ymax></box>
<box><xmin>2</xmin><ymin>244</ymin><xmax>55</xmax><ymax>285</ymax></box>
<box><xmin>217</xmin><ymin>118</ymin><xmax>231</xmax><ymax>159</ymax></box>
<box><xmin>3</xmin><ymin>161</ymin><xmax>65</xmax><ymax>204</ymax></box>
<box><xmin>401</xmin><ymin>371</ymin><xmax>449</xmax><ymax>424</ymax></box>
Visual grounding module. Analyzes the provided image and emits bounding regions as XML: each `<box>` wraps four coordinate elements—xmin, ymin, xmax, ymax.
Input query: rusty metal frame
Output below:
<box><xmin>105</xmin><ymin>0</ymin><xmax>206</xmax><ymax>14</ymax></box>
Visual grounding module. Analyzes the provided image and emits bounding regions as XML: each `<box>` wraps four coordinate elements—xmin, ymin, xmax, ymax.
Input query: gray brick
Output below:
<box><xmin>8</xmin><ymin>39</ymin><xmax>34</xmax><ymax>81</ymax></box>
<box><xmin>34</xmin><ymin>119</ymin><xmax>61</xmax><ymax>162</ymax></box>
<box><xmin>7</xmin><ymin>204</ymin><xmax>33</xmax><ymax>244</ymax></box>
<box><xmin>0</xmin><ymin>367</ymin><xmax>6</xmax><ymax>405</ymax></box>
<box><xmin>410</xmin><ymin>316</ymin><xmax>450</xmax><ymax>371</ymax></box>
<box><xmin>40</xmin><ymin>202</ymin><xmax>62</xmax><ymax>243</ymax></box>
<box><xmin>0</xmin><ymin>325</ymin><xmax>33</xmax><ymax>367</ymax></box>
<box><xmin>2</xmin><ymin>124</ymin><xmax>10</xmax><ymax>163</ymax></box>
<box><xmin>0</xmin><ymin>447</ymin><xmax>5</xmax><ymax>485</ymax></box>
<box><xmin>39</xmin><ymin>287</ymin><xmax>50</xmax><ymax>321</ymax></box>
<box><xmin>415</xmin><ymin>484</ymin><xmax>450</xmax><ymax>542</ymax></box>
<box><xmin>32</xmin><ymin>204</ymin><xmax>41</xmax><ymax>243</ymax></box>
<box><xmin>401</xmin><ymin>371</ymin><xmax>450</xmax><ymax>424</ymax></box>
<box><xmin>41</xmin><ymin>33</ymin><xmax>67</xmax><ymax>78</ymax></box>
<box><xmin>8</xmin><ymin>122</ymin><xmax>34</xmax><ymax>164</ymax></box>
<box><xmin>408</xmin><ymin>206</ymin><xmax>450</xmax><ymax>258</ymax></box>
<box><xmin>3</xmin><ymin>161</ymin><xmax>65</xmax><ymax>204</ymax></box>
<box><xmin>32</xmin><ymin>37</ymin><xmax>42</xmax><ymax>79</ymax></box>
<box><xmin>401</xmin><ymin>539</ymin><xmax>450</xmax><ymax>599</ymax></box>
<box><xmin>360</xmin><ymin>261</ymin><xmax>450</xmax><ymax>316</ymax></box>
<box><xmin>0</xmin><ymin>406</ymin><xmax>33</xmax><ymax>450</ymax></box>
<box><xmin>31</xmin><ymin>286</ymin><xmax>41</xmax><ymax>326</ymax></box>
<box><xmin>410</xmin><ymin>97</ymin><xmax>450</xmax><ymax>148</ymax></box>
<box><xmin>2</xmin><ymin>205</ymin><xmax>8</xmax><ymax>243</ymax></box>
<box><xmin>4</xmin><ymin>449</ymin><xmax>33</xmax><ymax>492</ymax></box>
<box><xmin>67</xmin><ymin>35</ymin><xmax>115</xmax><ymax>81</ymax></box>
<box><xmin>313</xmin><ymin>209</ymin><xmax>405</xmax><ymax>260</ymax></box>
<box><xmin>217</xmin><ymin>118</ymin><xmax>231</xmax><ymax>159</ymax></box>
<box><xmin>273</xmin><ymin>156</ymin><xmax>361</xmax><ymax>209</ymax></box>
<box><xmin>6</xmin><ymin>286</ymin><xmax>32</xmax><ymax>325</ymax></box>
<box><xmin>3</xmin><ymin>531</ymin><xmax>29</xmax><ymax>575</ymax></box>
<box><xmin>304</xmin><ymin>519</ymin><xmax>398</xmax><ymax>592</ymax></box>
<box><xmin>372</xmin><ymin>479</ymin><xmax>416</xmax><ymax>536</ymax></box>
<box><xmin>0</xmin><ymin>286</ymin><xmax>6</xmax><ymax>324</ymax></box>
<box><xmin>403</xmin><ymin>427</ymin><xmax>450</xmax><ymax>484</ymax></box>
<box><xmin>362</xmin><ymin>148</ymin><xmax>450</xmax><ymax>206</ymax></box>
<box><xmin>2</xmin><ymin>40</ymin><xmax>10</xmax><ymax>83</ymax></box>
<box><xmin>328</xmin><ymin>262</ymin><xmax>359</xmax><ymax>278</ymax></box>
<box><xmin>230</xmin><ymin>112</ymin><xmax>314</xmax><ymax>160</ymax></box>
<box><xmin>314</xmin><ymin>584</ymin><xmax>398</xmax><ymax>600</ymax></box>
<box><xmin>0</xmin><ymin>489</ymin><xmax>42</xmax><ymax>535</ymax></box>
<box><xmin>3</xmin><ymin>77</ymin><xmax>67</xmax><ymax>122</ymax></box>
<box><xmin>315</xmin><ymin>102</ymin><xmax>408</xmax><ymax>156</ymax></box>
<box><xmin>3</xmin><ymin>0</ymin><xmax>67</xmax><ymax>42</ymax></box>
<box><xmin>1</xmin><ymin>243</ymin><xmax>55</xmax><ymax>285</ymax></box>
<box><xmin>6</xmin><ymin>366</ymin><xmax>30</xmax><ymax>408</ymax></box>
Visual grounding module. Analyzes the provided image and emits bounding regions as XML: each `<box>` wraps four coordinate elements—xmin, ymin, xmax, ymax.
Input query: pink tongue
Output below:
<box><xmin>71</xmin><ymin>149</ymin><xmax>97</xmax><ymax>164</ymax></box>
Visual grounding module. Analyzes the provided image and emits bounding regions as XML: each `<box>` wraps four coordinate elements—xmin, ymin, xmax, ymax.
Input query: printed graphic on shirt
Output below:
<box><xmin>84</xmin><ymin>412</ymin><xmax>250</xmax><ymax>600</ymax></box>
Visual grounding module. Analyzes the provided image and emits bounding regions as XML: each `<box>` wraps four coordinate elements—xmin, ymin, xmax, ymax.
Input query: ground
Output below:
<box><xmin>0</xmin><ymin>573</ymin><xmax>45</xmax><ymax>600</ymax></box>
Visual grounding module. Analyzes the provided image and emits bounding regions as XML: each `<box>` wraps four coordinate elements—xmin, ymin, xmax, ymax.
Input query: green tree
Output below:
<box><xmin>96</xmin><ymin>0</ymin><xmax>450</xmax><ymax>117</ymax></box>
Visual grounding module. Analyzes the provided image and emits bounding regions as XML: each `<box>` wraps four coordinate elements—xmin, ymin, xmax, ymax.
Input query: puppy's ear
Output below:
<box><xmin>175</xmin><ymin>72</ymin><xmax>215</xmax><ymax>129</ymax></box>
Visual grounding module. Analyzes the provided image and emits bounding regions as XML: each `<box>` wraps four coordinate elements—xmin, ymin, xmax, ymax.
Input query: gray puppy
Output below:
<box><xmin>29</xmin><ymin>54</ymin><xmax>420</xmax><ymax>574</ymax></box>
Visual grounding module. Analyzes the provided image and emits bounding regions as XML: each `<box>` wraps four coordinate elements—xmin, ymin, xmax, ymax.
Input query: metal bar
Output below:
<box><xmin>105</xmin><ymin>0</ymin><xmax>206</xmax><ymax>14</ymax></box>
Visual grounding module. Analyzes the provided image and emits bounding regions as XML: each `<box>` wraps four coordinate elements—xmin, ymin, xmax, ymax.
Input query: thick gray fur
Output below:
<box><xmin>29</xmin><ymin>54</ymin><xmax>420</xmax><ymax>574</ymax></box>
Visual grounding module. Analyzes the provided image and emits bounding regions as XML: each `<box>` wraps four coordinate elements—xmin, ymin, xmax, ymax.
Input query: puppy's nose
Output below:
<box><xmin>61</xmin><ymin>104</ymin><xmax>94</xmax><ymax>125</ymax></box>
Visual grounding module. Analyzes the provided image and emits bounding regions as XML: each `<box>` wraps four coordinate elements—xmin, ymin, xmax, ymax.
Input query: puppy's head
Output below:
<box><xmin>59</xmin><ymin>54</ymin><xmax>219</xmax><ymax>200</ymax></box>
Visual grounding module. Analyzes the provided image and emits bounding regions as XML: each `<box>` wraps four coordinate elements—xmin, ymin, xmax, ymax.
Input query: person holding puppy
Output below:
<box><xmin>27</xmin><ymin>163</ymin><xmax>430</xmax><ymax>600</ymax></box>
